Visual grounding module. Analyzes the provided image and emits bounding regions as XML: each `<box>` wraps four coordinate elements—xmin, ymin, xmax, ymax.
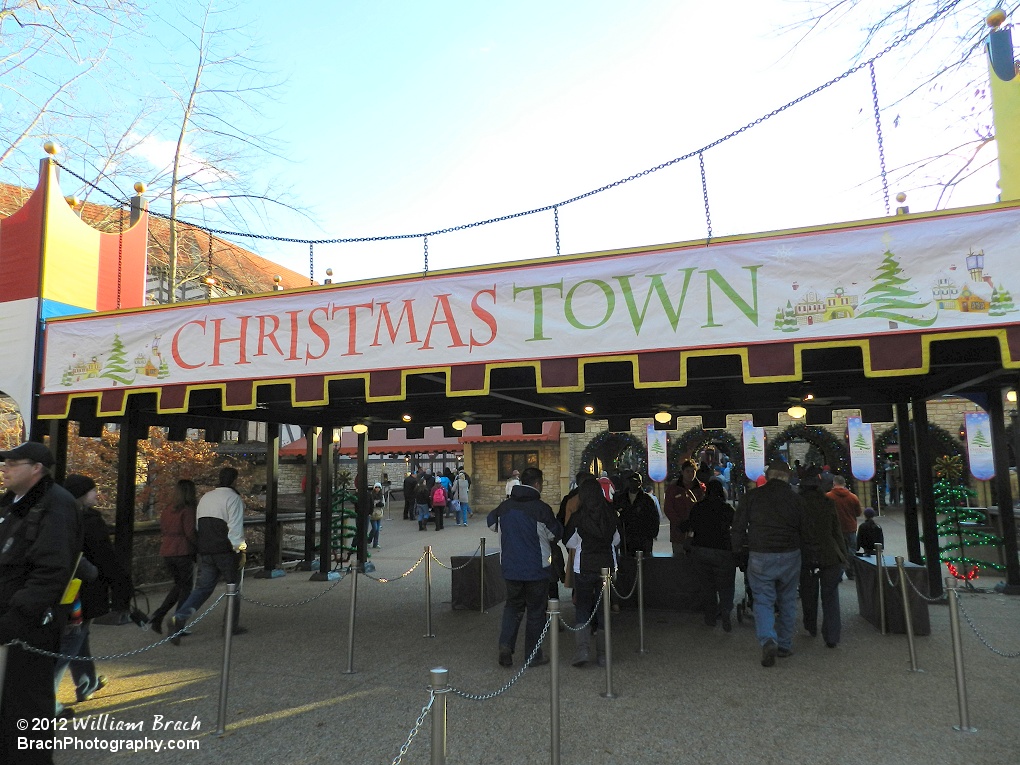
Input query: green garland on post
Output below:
<box><xmin>579</xmin><ymin>431</ymin><xmax>648</xmax><ymax>478</ymax></box>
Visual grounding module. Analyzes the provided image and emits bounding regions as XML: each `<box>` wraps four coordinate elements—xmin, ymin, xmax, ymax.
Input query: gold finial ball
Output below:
<box><xmin>895</xmin><ymin>192</ymin><xmax>907</xmax><ymax>203</ymax></box>
<box><xmin>43</xmin><ymin>141</ymin><xmax>60</xmax><ymax>156</ymax></box>
<box><xmin>64</xmin><ymin>195</ymin><xmax>79</xmax><ymax>208</ymax></box>
<box><xmin>988</xmin><ymin>8</ymin><xmax>1006</xmax><ymax>28</ymax></box>
<box><xmin>325</xmin><ymin>268</ymin><xmax>333</xmax><ymax>276</ymax></box>
<box><xmin>273</xmin><ymin>274</ymin><xmax>282</xmax><ymax>284</ymax></box>
<box><xmin>133</xmin><ymin>181</ymin><xmax>147</xmax><ymax>194</ymax></box>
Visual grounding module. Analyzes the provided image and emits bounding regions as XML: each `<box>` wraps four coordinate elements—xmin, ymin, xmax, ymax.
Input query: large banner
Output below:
<box><xmin>41</xmin><ymin>205</ymin><xmax>1020</xmax><ymax>395</ymax></box>
<box><xmin>965</xmin><ymin>411</ymin><xmax>996</xmax><ymax>480</ymax></box>
<box><xmin>847</xmin><ymin>417</ymin><xmax>876</xmax><ymax>481</ymax></box>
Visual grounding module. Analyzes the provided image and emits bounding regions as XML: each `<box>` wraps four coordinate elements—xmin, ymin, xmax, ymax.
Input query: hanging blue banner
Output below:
<box><xmin>742</xmin><ymin>420</ymin><xmax>766</xmax><ymax>481</ymax></box>
<box><xmin>965</xmin><ymin>411</ymin><xmax>996</xmax><ymax>480</ymax></box>
<box><xmin>847</xmin><ymin>417</ymin><xmax>876</xmax><ymax>481</ymax></box>
<box><xmin>646</xmin><ymin>424</ymin><xmax>668</xmax><ymax>483</ymax></box>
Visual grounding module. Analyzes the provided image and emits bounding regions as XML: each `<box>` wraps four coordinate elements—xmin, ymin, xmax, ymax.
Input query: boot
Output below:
<box><xmin>594</xmin><ymin>629</ymin><xmax>607</xmax><ymax>667</ymax></box>
<box><xmin>571</xmin><ymin>630</ymin><xmax>591</xmax><ymax>667</ymax></box>
<box><xmin>418</xmin><ymin>521</ymin><xmax>425</xmax><ymax>531</ymax></box>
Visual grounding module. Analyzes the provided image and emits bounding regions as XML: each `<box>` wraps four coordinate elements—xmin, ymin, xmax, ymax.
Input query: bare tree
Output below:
<box><xmin>136</xmin><ymin>0</ymin><xmax>300</xmax><ymax>301</ymax></box>
<box><xmin>0</xmin><ymin>1</ymin><xmax>143</xmax><ymax>182</ymax></box>
<box><xmin>785</xmin><ymin>1</ymin><xmax>1018</xmax><ymax>205</ymax></box>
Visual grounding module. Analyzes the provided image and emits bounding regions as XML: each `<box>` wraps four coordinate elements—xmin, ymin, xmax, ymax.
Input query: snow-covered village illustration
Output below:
<box><xmin>773</xmin><ymin>244</ymin><xmax>1017</xmax><ymax>333</ymax></box>
<box><xmin>60</xmin><ymin>334</ymin><xmax>169</xmax><ymax>387</ymax></box>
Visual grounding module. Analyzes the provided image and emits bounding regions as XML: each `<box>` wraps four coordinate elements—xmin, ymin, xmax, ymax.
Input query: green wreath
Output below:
<box><xmin>667</xmin><ymin>427</ymin><xmax>743</xmax><ymax>483</ymax></box>
<box><xmin>765</xmin><ymin>423</ymin><xmax>850</xmax><ymax>478</ymax></box>
<box><xmin>874</xmin><ymin>423</ymin><xmax>966</xmax><ymax>473</ymax></box>
<box><xmin>579</xmin><ymin>431</ymin><xmax>648</xmax><ymax>478</ymax></box>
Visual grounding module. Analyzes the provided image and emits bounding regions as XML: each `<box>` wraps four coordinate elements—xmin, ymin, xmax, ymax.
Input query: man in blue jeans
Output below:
<box><xmin>170</xmin><ymin>468</ymin><xmax>246</xmax><ymax>644</ymax></box>
<box><xmin>732</xmin><ymin>459</ymin><xmax>808</xmax><ymax>667</ymax></box>
<box><xmin>487</xmin><ymin>467</ymin><xmax>562</xmax><ymax>667</ymax></box>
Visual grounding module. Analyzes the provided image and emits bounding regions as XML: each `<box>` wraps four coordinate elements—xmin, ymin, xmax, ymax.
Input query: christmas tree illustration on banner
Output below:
<box><xmin>989</xmin><ymin>284</ymin><xmax>1018</xmax><ymax>316</ymax></box>
<box><xmin>855</xmin><ymin>240</ymin><xmax>937</xmax><ymax>328</ymax></box>
<box><xmin>100</xmin><ymin>334</ymin><xmax>136</xmax><ymax>386</ymax></box>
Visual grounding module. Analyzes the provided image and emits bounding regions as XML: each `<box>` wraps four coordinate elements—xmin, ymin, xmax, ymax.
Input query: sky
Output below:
<box><xmin>34</xmin><ymin>1</ymin><xmax>1010</xmax><ymax>283</ymax></box>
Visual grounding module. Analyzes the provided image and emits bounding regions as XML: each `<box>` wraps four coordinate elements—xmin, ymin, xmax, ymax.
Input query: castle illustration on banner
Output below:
<box><xmin>60</xmin><ymin>334</ymin><xmax>169</xmax><ymax>387</ymax></box>
<box><xmin>773</xmin><ymin>244</ymin><xmax>1017</xmax><ymax>333</ymax></box>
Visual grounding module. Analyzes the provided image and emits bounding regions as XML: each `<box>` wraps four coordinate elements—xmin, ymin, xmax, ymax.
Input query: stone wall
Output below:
<box><xmin>465</xmin><ymin>440</ymin><xmax>562</xmax><ymax>515</ymax></box>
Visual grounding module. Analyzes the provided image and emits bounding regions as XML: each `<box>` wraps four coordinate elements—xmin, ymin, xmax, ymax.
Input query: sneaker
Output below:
<box><xmin>76</xmin><ymin>676</ymin><xmax>108</xmax><ymax>703</ymax></box>
<box><xmin>169</xmin><ymin>616</ymin><xmax>186</xmax><ymax>646</ymax></box>
<box><xmin>148</xmin><ymin>617</ymin><xmax>163</xmax><ymax>635</ymax></box>
<box><xmin>530</xmin><ymin>654</ymin><xmax>550</xmax><ymax>667</ymax></box>
<box><xmin>826</xmin><ymin>641</ymin><xmax>838</xmax><ymax>648</ymax></box>
<box><xmin>777</xmin><ymin>647</ymin><xmax>794</xmax><ymax>658</ymax></box>
<box><xmin>761</xmin><ymin>639</ymin><xmax>778</xmax><ymax>668</ymax></box>
<box><xmin>498</xmin><ymin>646</ymin><xmax>513</xmax><ymax>667</ymax></box>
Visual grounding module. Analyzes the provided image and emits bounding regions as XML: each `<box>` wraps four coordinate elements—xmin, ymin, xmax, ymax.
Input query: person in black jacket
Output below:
<box><xmin>614</xmin><ymin>471</ymin><xmax>659</xmax><ymax>558</ymax></box>
<box><xmin>0</xmin><ymin>442</ymin><xmax>79</xmax><ymax>764</ymax></box>
<box><xmin>563</xmin><ymin>479</ymin><xmax>619</xmax><ymax>667</ymax></box>
<box><xmin>856</xmin><ymin>507</ymin><xmax>885</xmax><ymax>555</ymax></box>
<box><xmin>732</xmin><ymin>460</ymin><xmax>807</xmax><ymax>668</ymax></box>
<box><xmin>680</xmin><ymin>479</ymin><xmax>736</xmax><ymax>631</ymax></box>
<box><xmin>57</xmin><ymin>475</ymin><xmax>132</xmax><ymax>709</ymax></box>
<box><xmin>798</xmin><ymin>475</ymin><xmax>847</xmax><ymax>648</ymax></box>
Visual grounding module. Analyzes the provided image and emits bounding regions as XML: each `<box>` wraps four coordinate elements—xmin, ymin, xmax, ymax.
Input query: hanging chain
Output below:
<box><xmin>869</xmin><ymin>61</ymin><xmax>891</xmax><ymax>216</ymax></box>
<box><xmin>699</xmin><ymin>151</ymin><xmax>712</xmax><ymax>242</ymax></box>
<box><xmin>241</xmin><ymin>567</ymin><xmax>348</xmax><ymax>607</ymax></box>
<box><xmin>610</xmin><ymin>568</ymin><xmax>639</xmax><ymax>600</ymax></box>
<box><xmin>206</xmin><ymin>229</ymin><xmax>214</xmax><ymax>296</ymax></box>
<box><xmin>955</xmin><ymin>593</ymin><xmax>1020</xmax><ymax>658</ymax></box>
<box><xmin>391</xmin><ymin>692</ymin><xmax>434</xmax><ymax>765</ymax></box>
<box><xmin>422</xmin><ymin>235</ymin><xmax>429</xmax><ymax>277</ymax></box>
<box><xmin>448</xmin><ymin>615</ymin><xmax>553</xmax><ymax>700</ymax></box>
<box><xmin>362</xmin><ymin>549</ymin><xmax>430</xmax><ymax>582</ymax></box>
<box><xmin>559</xmin><ymin>586</ymin><xmax>604</xmax><ymax>632</ymax></box>
<box><xmin>116</xmin><ymin>205</ymin><xmax>124</xmax><ymax>309</ymax></box>
<box><xmin>309</xmin><ymin>242</ymin><xmax>314</xmax><ymax>285</ymax></box>
<box><xmin>428</xmin><ymin>543</ymin><xmax>481</xmax><ymax>570</ymax></box>
<box><xmin>553</xmin><ymin>205</ymin><xmax>561</xmax><ymax>256</ymax></box>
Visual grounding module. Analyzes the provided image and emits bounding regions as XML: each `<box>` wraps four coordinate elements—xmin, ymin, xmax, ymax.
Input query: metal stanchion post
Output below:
<box><xmin>895</xmin><ymin>557</ymin><xmax>921</xmax><ymax>672</ymax></box>
<box><xmin>215</xmin><ymin>583</ymin><xmax>238</xmax><ymax>737</ymax></box>
<box><xmin>548</xmin><ymin>598</ymin><xmax>560</xmax><ymax>765</ymax></box>
<box><xmin>636</xmin><ymin>550</ymin><xmax>647</xmax><ymax>654</ymax></box>
<box><xmin>600</xmin><ymin>567</ymin><xmax>616</xmax><ymax>699</ymax></box>
<box><xmin>425</xmin><ymin>545</ymin><xmax>435</xmax><ymax>638</ymax></box>
<box><xmin>946</xmin><ymin>578</ymin><xmax>977</xmax><ymax>733</ymax></box>
<box><xmin>479</xmin><ymin>537</ymin><xmax>486</xmax><ymax>614</ymax></box>
<box><xmin>875</xmin><ymin>543</ymin><xmax>887</xmax><ymax>635</ymax></box>
<box><xmin>344</xmin><ymin>565</ymin><xmax>358</xmax><ymax>674</ymax></box>
<box><xmin>0</xmin><ymin>644</ymin><xmax>9</xmax><ymax>710</ymax></box>
<box><xmin>430</xmin><ymin>667</ymin><xmax>449</xmax><ymax>765</ymax></box>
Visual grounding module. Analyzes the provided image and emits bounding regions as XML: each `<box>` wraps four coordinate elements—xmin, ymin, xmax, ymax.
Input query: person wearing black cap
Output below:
<box><xmin>732</xmin><ymin>459</ymin><xmax>807</xmax><ymax>668</ymax></box>
<box><xmin>797</xmin><ymin>473</ymin><xmax>847</xmax><ymax>648</ymax></box>
<box><xmin>614</xmin><ymin>471</ymin><xmax>659</xmax><ymax>558</ymax></box>
<box><xmin>0</xmin><ymin>442</ymin><xmax>79</xmax><ymax>763</ymax></box>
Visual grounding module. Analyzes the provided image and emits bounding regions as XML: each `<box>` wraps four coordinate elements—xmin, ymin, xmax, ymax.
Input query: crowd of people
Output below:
<box><xmin>485</xmin><ymin>455</ymin><xmax>882</xmax><ymax>672</ymax></box>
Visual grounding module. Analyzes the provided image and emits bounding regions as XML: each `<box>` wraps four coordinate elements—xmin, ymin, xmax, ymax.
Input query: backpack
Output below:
<box><xmin>431</xmin><ymin>484</ymin><xmax>447</xmax><ymax>507</ymax></box>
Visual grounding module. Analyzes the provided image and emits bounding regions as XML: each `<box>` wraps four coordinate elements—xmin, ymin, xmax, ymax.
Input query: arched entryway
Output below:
<box><xmin>579</xmin><ymin>431</ymin><xmax>648</xmax><ymax>479</ymax></box>
<box><xmin>668</xmin><ymin>427</ymin><xmax>742</xmax><ymax>483</ymax></box>
<box><xmin>765</xmin><ymin>423</ymin><xmax>850</xmax><ymax>479</ymax></box>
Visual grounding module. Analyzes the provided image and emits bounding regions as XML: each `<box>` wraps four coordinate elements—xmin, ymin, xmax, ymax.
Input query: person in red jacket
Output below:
<box><xmin>663</xmin><ymin>459</ymin><xmax>705</xmax><ymax>557</ymax></box>
<box><xmin>826</xmin><ymin>475</ymin><xmax>862</xmax><ymax>580</ymax></box>
<box><xmin>148</xmin><ymin>480</ymin><xmax>198</xmax><ymax>633</ymax></box>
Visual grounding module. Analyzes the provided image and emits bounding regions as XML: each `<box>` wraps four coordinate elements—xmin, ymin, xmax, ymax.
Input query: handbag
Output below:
<box><xmin>370</xmin><ymin>506</ymin><xmax>384</xmax><ymax>521</ymax></box>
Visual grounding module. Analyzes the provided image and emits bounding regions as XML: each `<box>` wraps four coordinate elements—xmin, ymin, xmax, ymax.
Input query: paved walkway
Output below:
<box><xmin>47</xmin><ymin>505</ymin><xmax>1020</xmax><ymax>765</ymax></box>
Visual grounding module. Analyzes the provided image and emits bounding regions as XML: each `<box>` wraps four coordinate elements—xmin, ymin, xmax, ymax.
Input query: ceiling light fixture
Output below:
<box><xmin>654</xmin><ymin>411</ymin><xmax>672</xmax><ymax>424</ymax></box>
<box><xmin>583</xmin><ymin>404</ymin><xmax>595</xmax><ymax>415</ymax></box>
<box><xmin>1008</xmin><ymin>390</ymin><xmax>1017</xmax><ymax>404</ymax></box>
<box><xmin>787</xmin><ymin>405</ymin><xmax>807</xmax><ymax>419</ymax></box>
<box><xmin>402</xmin><ymin>413</ymin><xmax>412</xmax><ymax>422</ymax></box>
<box><xmin>352</xmin><ymin>423</ymin><xmax>369</xmax><ymax>434</ymax></box>
<box><xmin>452</xmin><ymin>419</ymin><xmax>468</xmax><ymax>431</ymax></box>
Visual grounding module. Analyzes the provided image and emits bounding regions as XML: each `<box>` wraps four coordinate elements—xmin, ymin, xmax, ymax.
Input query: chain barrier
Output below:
<box><xmin>698</xmin><ymin>151</ymin><xmax>712</xmax><ymax>242</ymax></box>
<box><xmin>427</xmin><ymin>543</ymin><xmax>481</xmax><ymax>570</ymax></box>
<box><xmin>558</xmin><ymin>587</ymin><xmax>604</xmax><ymax>632</ymax></box>
<box><xmin>447</xmin><ymin>615</ymin><xmax>552</xmax><ymax>701</ymax></box>
<box><xmin>47</xmin><ymin>0</ymin><xmax>961</xmax><ymax>253</ymax></box>
<box><xmin>955</xmin><ymin>593</ymin><xmax>1020</xmax><ymax>659</ymax></box>
<box><xmin>308</xmin><ymin>242</ymin><xmax>315</xmax><ymax>285</ymax></box>
<box><xmin>553</xmin><ymin>205</ymin><xmax>561</xmax><ymax>256</ymax></box>
<box><xmin>884</xmin><ymin>567</ymin><xmax>948</xmax><ymax>604</ymax></box>
<box><xmin>869</xmin><ymin>61</ymin><xmax>890</xmax><ymax>216</ymax></box>
<box><xmin>8</xmin><ymin>594</ymin><xmax>225</xmax><ymax>661</ymax></box>
<box><xmin>390</xmin><ymin>690</ymin><xmax>435</xmax><ymax>765</ymax></box>
<box><xmin>240</xmin><ymin>566</ymin><xmax>349</xmax><ymax>607</ymax></box>
<box><xmin>362</xmin><ymin>549</ymin><xmax>430</xmax><ymax>583</ymax></box>
<box><xmin>422</xmin><ymin>235</ymin><xmax>429</xmax><ymax>277</ymax></box>
<box><xmin>610</xmin><ymin>568</ymin><xmax>638</xmax><ymax>600</ymax></box>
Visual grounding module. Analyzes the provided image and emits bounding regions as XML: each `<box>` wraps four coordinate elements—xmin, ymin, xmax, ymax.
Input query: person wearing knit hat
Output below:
<box><xmin>857</xmin><ymin>507</ymin><xmax>885</xmax><ymax>556</ymax></box>
<box><xmin>60</xmin><ymin>474</ymin><xmax>134</xmax><ymax>709</ymax></box>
